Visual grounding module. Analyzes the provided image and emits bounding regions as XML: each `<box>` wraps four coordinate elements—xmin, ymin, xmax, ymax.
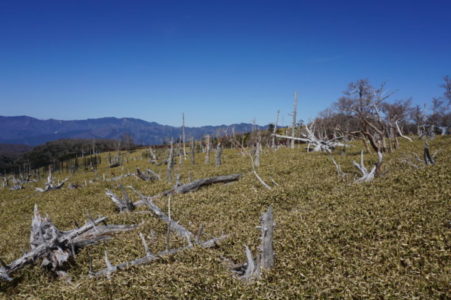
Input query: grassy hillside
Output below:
<box><xmin>0</xmin><ymin>137</ymin><xmax>450</xmax><ymax>299</ymax></box>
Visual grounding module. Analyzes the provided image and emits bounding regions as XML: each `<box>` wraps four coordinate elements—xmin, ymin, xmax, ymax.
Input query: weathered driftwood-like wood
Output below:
<box><xmin>0</xmin><ymin>205</ymin><xmax>136</xmax><ymax>281</ymax></box>
<box><xmin>353</xmin><ymin>151</ymin><xmax>383</xmax><ymax>183</ymax></box>
<box><xmin>253</xmin><ymin>170</ymin><xmax>272</xmax><ymax>190</ymax></box>
<box><xmin>91</xmin><ymin>234</ymin><xmax>227</xmax><ymax>278</ymax></box>
<box><xmin>204</xmin><ymin>135</ymin><xmax>211</xmax><ymax>164</ymax></box>
<box><xmin>272</xmin><ymin>110</ymin><xmax>280</xmax><ymax>149</ymax></box>
<box><xmin>259</xmin><ymin>207</ymin><xmax>274</xmax><ymax>270</ymax></box>
<box><xmin>254</xmin><ymin>141</ymin><xmax>262</xmax><ymax>168</ymax></box>
<box><xmin>130</xmin><ymin>174</ymin><xmax>241</xmax><ymax>207</ymax></box>
<box><xmin>233</xmin><ymin>207</ymin><xmax>275</xmax><ymax>281</ymax></box>
<box><xmin>274</xmin><ymin>124</ymin><xmax>348</xmax><ymax>153</ymax></box>
<box><xmin>167</xmin><ymin>139</ymin><xmax>174</xmax><ymax>181</ymax></box>
<box><xmin>172</xmin><ymin>174</ymin><xmax>240</xmax><ymax>194</ymax></box>
<box><xmin>141</xmin><ymin>196</ymin><xmax>194</xmax><ymax>243</ymax></box>
<box><xmin>400</xmin><ymin>143</ymin><xmax>438</xmax><ymax>168</ymax></box>
<box><xmin>423</xmin><ymin>143</ymin><xmax>435</xmax><ymax>166</ymax></box>
<box><xmin>215</xmin><ymin>143</ymin><xmax>222</xmax><ymax>166</ymax></box>
<box><xmin>395</xmin><ymin>120</ymin><xmax>413</xmax><ymax>142</ymax></box>
<box><xmin>330</xmin><ymin>157</ymin><xmax>346</xmax><ymax>178</ymax></box>
<box><xmin>148</xmin><ymin>147</ymin><xmax>158</xmax><ymax>164</ymax></box>
<box><xmin>105</xmin><ymin>189</ymin><xmax>135</xmax><ymax>212</ymax></box>
<box><xmin>291</xmin><ymin>92</ymin><xmax>298</xmax><ymax>149</ymax></box>
<box><xmin>105</xmin><ymin>173</ymin><xmax>134</xmax><ymax>182</ymax></box>
<box><xmin>190</xmin><ymin>138</ymin><xmax>195</xmax><ymax>165</ymax></box>
<box><xmin>136</xmin><ymin>168</ymin><xmax>160</xmax><ymax>181</ymax></box>
<box><xmin>35</xmin><ymin>169</ymin><xmax>68</xmax><ymax>192</ymax></box>
<box><xmin>182</xmin><ymin>113</ymin><xmax>187</xmax><ymax>160</ymax></box>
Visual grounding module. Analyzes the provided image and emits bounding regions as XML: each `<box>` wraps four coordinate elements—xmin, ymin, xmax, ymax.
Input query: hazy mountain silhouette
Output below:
<box><xmin>0</xmin><ymin>116</ymin><xmax>266</xmax><ymax>146</ymax></box>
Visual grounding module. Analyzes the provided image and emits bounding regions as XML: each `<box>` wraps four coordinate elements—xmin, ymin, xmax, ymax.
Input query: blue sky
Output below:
<box><xmin>0</xmin><ymin>0</ymin><xmax>450</xmax><ymax>127</ymax></box>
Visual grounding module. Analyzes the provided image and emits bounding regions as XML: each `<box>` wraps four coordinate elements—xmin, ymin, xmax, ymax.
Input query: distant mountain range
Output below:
<box><xmin>0</xmin><ymin>116</ymin><xmax>266</xmax><ymax>146</ymax></box>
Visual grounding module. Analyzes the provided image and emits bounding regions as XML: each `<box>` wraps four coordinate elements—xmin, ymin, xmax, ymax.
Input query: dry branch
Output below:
<box><xmin>273</xmin><ymin>124</ymin><xmax>348</xmax><ymax>153</ymax></box>
<box><xmin>0</xmin><ymin>205</ymin><xmax>137</xmax><ymax>281</ymax></box>
<box><xmin>353</xmin><ymin>151</ymin><xmax>383</xmax><ymax>183</ymax></box>
<box><xmin>91</xmin><ymin>235</ymin><xmax>227</xmax><ymax>278</ymax></box>
<box><xmin>35</xmin><ymin>169</ymin><xmax>68</xmax><ymax>192</ymax></box>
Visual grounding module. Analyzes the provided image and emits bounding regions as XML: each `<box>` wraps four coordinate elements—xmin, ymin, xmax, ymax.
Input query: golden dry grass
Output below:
<box><xmin>0</xmin><ymin>137</ymin><xmax>450</xmax><ymax>299</ymax></box>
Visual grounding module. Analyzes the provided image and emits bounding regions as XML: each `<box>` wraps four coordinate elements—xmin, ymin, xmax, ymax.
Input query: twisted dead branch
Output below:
<box><xmin>353</xmin><ymin>151</ymin><xmax>383</xmax><ymax>183</ymax></box>
<box><xmin>35</xmin><ymin>169</ymin><xmax>68</xmax><ymax>192</ymax></box>
<box><xmin>273</xmin><ymin>124</ymin><xmax>348</xmax><ymax>153</ymax></box>
<box><xmin>0</xmin><ymin>205</ymin><xmax>137</xmax><ymax>281</ymax></box>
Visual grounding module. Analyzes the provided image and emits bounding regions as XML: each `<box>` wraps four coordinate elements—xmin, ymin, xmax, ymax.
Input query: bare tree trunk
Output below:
<box><xmin>167</xmin><ymin>139</ymin><xmax>174</xmax><ymax>182</ymax></box>
<box><xmin>215</xmin><ymin>143</ymin><xmax>222</xmax><ymax>166</ymax></box>
<box><xmin>291</xmin><ymin>92</ymin><xmax>298</xmax><ymax>149</ymax></box>
<box><xmin>254</xmin><ymin>139</ymin><xmax>262</xmax><ymax>168</ymax></box>
<box><xmin>272</xmin><ymin>110</ymin><xmax>280</xmax><ymax>149</ymax></box>
<box><xmin>204</xmin><ymin>135</ymin><xmax>210</xmax><ymax>164</ymax></box>
<box><xmin>190</xmin><ymin>138</ymin><xmax>195</xmax><ymax>165</ymax></box>
<box><xmin>182</xmin><ymin>113</ymin><xmax>187</xmax><ymax>160</ymax></box>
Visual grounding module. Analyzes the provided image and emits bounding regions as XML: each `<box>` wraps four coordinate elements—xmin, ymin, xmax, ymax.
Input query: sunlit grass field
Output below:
<box><xmin>1</xmin><ymin>137</ymin><xmax>450</xmax><ymax>299</ymax></box>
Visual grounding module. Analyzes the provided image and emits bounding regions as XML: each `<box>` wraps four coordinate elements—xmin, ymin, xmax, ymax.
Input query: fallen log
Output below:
<box><xmin>0</xmin><ymin>205</ymin><xmax>137</xmax><ymax>281</ymax></box>
<box><xmin>131</xmin><ymin>174</ymin><xmax>241</xmax><ymax>207</ymax></box>
<box><xmin>91</xmin><ymin>234</ymin><xmax>227</xmax><ymax>278</ymax></box>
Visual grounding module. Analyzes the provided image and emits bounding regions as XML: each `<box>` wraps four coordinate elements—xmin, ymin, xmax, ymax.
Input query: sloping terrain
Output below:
<box><xmin>0</xmin><ymin>137</ymin><xmax>449</xmax><ymax>299</ymax></box>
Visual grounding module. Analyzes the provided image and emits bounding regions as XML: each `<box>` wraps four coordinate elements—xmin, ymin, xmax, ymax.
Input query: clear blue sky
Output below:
<box><xmin>0</xmin><ymin>0</ymin><xmax>450</xmax><ymax>127</ymax></box>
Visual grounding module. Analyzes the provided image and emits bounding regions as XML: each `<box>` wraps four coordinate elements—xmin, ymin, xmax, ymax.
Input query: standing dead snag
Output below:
<box><xmin>167</xmin><ymin>139</ymin><xmax>174</xmax><ymax>181</ymax></box>
<box><xmin>254</xmin><ymin>140</ymin><xmax>262</xmax><ymax>168</ymax></box>
<box><xmin>148</xmin><ymin>147</ymin><xmax>158</xmax><ymax>164</ymax></box>
<box><xmin>291</xmin><ymin>92</ymin><xmax>298</xmax><ymax>149</ymax></box>
<box><xmin>271</xmin><ymin>110</ymin><xmax>280</xmax><ymax>149</ymax></box>
<box><xmin>0</xmin><ymin>205</ymin><xmax>137</xmax><ymax>281</ymax></box>
<box><xmin>232</xmin><ymin>207</ymin><xmax>275</xmax><ymax>281</ymax></box>
<box><xmin>215</xmin><ymin>142</ymin><xmax>222</xmax><ymax>166</ymax></box>
<box><xmin>190</xmin><ymin>138</ymin><xmax>195</xmax><ymax>165</ymax></box>
<box><xmin>400</xmin><ymin>143</ymin><xmax>438</xmax><ymax>168</ymax></box>
<box><xmin>423</xmin><ymin>143</ymin><xmax>435</xmax><ymax>166</ymax></box>
<box><xmin>204</xmin><ymin>135</ymin><xmax>211</xmax><ymax>164</ymax></box>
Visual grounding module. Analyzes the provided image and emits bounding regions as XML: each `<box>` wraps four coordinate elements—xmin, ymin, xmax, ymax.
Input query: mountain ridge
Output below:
<box><xmin>0</xmin><ymin>116</ymin><xmax>267</xmax><ymax>146</ymax></box>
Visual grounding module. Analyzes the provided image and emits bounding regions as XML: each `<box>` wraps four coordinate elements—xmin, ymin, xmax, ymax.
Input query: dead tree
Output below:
<box><xmin>128</xmin><ymin>174</ymin><xmax>241</xmax><ymax>208</ymax></box>
<box><xmin>400</xmin><ymin>143</ymin><xmax>438</xmax><ymax>168</ymax></box>
<box><xmin>35</xmin><ymin>168</ymin><xmax>68</xmax><ymax>192</ymax></box>
<box><xmin>190</xmin><ymin>138</ymin><xmax>195</xmax><ymax>165</ymax></box>
<box><xmin>215</xmin><ymin>142</ymin><xmax>222</xmax><ymax>166</ymax></box>
<box><xmin>204</xmin><ymin>135</ymin><xmax>211</xmax><ymax>164</ymax></box>
<box><xmin>91</xmin><ymin>234</ymin><xmax>227</xmax><ymax>278</ymax></box>
<box><xmin>254</xmin><ymin>139</ymin><xmax>262</xmax><ymax>168</ymax></box>
<box><xmin>148</xmin><ymin>147</ymin><xmax>158</xmax><ymax>164</ymax></box>
<box><xmin>353</xmin><ymin>151</ymin><xmax>383</xmax><ymax>183</ymax></box>
<box><xmin>0</xmin><ymin>205</ymin><xmax>136</xmax><ymax>281</ymax></box>
<box><xmin>181</xmin><ymin>113</ymin><xmax>187</xmax><ymax>160</ymax></box>
<box><xmin>231</xmin><ymin>207</ymin><xmax>275</xmax><ymax>281</ymax></box>
<box><xmin>274</xmin><ymin>124</ymin><xmax>348</xmax><ymax>153</ymax></box>
<box><xmin>290</xmin><ymin>92</ymin><xmax>298</xmax><ymax>149</ymax></box>
<box><xmin>271</xmin><ymin>110</ymin><xmax>280</xmax><ymax>149</ymax></box>
<box><xmin>136</xmin><ymin>168</ymin><xmax>160</xmax><ymax>181</ymax></box>
<box><xmin>167</xmin><ymin>139</ymin><xmax>174</xmax><ymax>181</ymax></box>
<box><xmin>105</xmin><ymin>188</ymin><xmax>135</xmax><ymax>213</ymax></box>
